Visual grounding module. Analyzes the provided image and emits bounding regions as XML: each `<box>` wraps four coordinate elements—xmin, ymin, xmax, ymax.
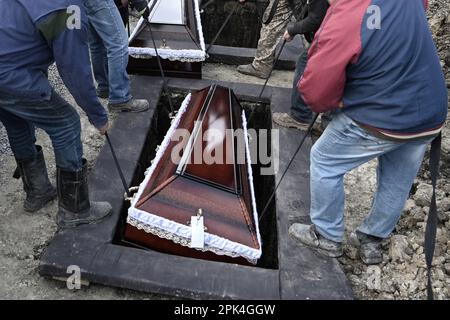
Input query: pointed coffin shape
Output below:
<box><xmin>125</xmin><ymin>85</ymin><xmax>262</xmax><ymax>264</ymax></box>
<box><xmin>128</xmin><ymin>0</ymin><xmax>206</xmax><ymax>62</ymax></box>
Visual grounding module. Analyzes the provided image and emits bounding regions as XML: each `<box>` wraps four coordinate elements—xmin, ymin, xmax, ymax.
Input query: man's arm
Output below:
<box><xmin>287</xmin><ymin>0</ymin><xmax>329</xmax><ymax>37</ymax></box>
<box><xmin>298</xmin><ymin>0</ymin><xmax>369</xmax><ymax>113</ymax></box>
<box><xmin>36</xmin><ymin>8</ymin><xmax>108</xmax><ymax>131</ymax></box>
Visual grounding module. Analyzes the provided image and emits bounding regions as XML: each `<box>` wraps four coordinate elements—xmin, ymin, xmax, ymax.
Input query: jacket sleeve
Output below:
<box><xmin>37</xmin><ymin>9</ymin><xmax>108</xmax><ymax>128</ymax></box>
<box><xmin>287</xmin><ymin>0</ymin><xmax>329</xmax><ymax>36</ymax></box>
<box><xmin>298</xmin><ymin>0</ymin><xmax>368</xmax><ymax>113</ymax></box>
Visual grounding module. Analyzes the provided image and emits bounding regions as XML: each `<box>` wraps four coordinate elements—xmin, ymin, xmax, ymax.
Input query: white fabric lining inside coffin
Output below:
<box><xmin>128</xmin><ymin>0</ymin><xmax>206</xmax><ymax>62</ymax></box>
<box><xmin>150</xmin><ymin>0</ymin><xmax>184</xmax><ymax>25</ymax></box>
<box><xmin>127</xmin><ymin>94</ymin><xmax>262</xmax><ymax>263</ymax></box>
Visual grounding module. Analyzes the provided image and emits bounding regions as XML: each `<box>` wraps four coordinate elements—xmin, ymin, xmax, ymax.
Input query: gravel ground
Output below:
<box><xmin>0</xmin><ymin>1</ymin><xmax>449</xmax><ymax>300</ymax></box>
<box><xmin>0</xmin><ymin>123</ymin><xmax>11</xmax><ymax>157</ymax></box>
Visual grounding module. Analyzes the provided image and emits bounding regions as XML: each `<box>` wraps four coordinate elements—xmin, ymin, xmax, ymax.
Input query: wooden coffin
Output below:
<box><xmin>125</xmin><ymin>85</ymin><xmax>262</xmax><ymax>265</ymax></box>
<box><xmin>127</xmin><ymin>0</ymin><xmax>205</xmax><ymax>79</ymax></box>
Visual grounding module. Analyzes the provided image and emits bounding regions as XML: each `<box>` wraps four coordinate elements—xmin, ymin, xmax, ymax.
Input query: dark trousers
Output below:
<box><xmin>291</xmin><ymin>49</ymin><xmax>313</xmax><ymax>123</ymax></box>
<box><xmin>0</xmin><ymin>90</ymin><xmax>83</xmax><ymax>171</ymax></box>
<box><xmin>291</xmin><ymin>48</ymin><xmax>335</xmax><ymax>127</ymax></box>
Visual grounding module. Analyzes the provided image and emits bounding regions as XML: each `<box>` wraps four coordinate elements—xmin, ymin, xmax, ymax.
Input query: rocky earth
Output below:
<box><xmin>338</xmin><ymin>0</ymin><xmax>450</xmax><ymax>300</ymax></box>
<box><xmin>0</xmin><ymin>1</ymin><xmax>449</xmax><ymax>300</ymax></box>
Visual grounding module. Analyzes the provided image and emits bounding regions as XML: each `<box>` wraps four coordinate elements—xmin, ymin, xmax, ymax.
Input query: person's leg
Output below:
<box><xmin>1</xmin><ymin>90</ymin><xmax>112</xmax><ymax>225</ymax></box>
<box><xmin>273</xmin><ymin>49</ymin><xmax>313</xmax><ymax>130</ymax></box>
<box><xmin>290</xmin><ymin>49</ymin><xmax>312</xmax><ymax>123</ymax></box>
<box><xmin>237</xmin><ymin>0</ymin><xmax>291</xmax><ymax>78</ymax></box>
<box><xmin>0</xmin><ymin>108</ymin><xmax>37</xmax><ymax>161</ymax></box>
<box><xmin>87</xmin><ymin>22</ymin><xmax>109</xmax><ymax>97</ymax></box>
<box><xmin>306</xmin><ymin>112</ymin><xmax>404</xmax><ymax>243</ymax></box>
<box><xmin>0</xmin><ymin>90</ymin><xmax>83</xmax><ymax>171</ymax></box>
<box><xmin>253</xmin><ymin>0</ymin><xmax>291</xmax><ymax>71</ymax></box>
<box><xmin>357</xmin><ymin>138</ymin><xmax>431</xmax><ymax>238</ymax></box>
<box><xmin>84</xmin><ymin>0</ymin><xmax>131</xmax><ymax>104</ymax></box>
<box><xmin>0</xmin><ymin>93</ymin><xmax>76</xmax><ymax>212</ymax></box>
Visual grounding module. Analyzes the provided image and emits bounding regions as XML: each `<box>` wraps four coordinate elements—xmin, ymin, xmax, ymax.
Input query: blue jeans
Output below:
<box><xmin>291</xmin><ymin>49</ymin><xmax>313</xmax><ymax>123</ymax></box>
<box><xmin>84</xmin><ymin>0</ymin><xmax>132</xmax><ymax>104</ymax></box>
<box><xmin>0</xmin><ymin>91</ymin><xmax>83</xmax><ymax>171</ymax></box>
<box><xmin>310</xmin><ymin>112</ymin><xmax>432</xmax><ymax>242</ymax></box>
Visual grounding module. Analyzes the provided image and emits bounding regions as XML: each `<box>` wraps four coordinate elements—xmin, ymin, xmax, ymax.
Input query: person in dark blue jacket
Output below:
<box><xmin>289</xmin><ymin>0</ymin><xmax>447</xmax><ymax>264</ymax></box>
<box><xmin>0</xmin><ymin>0</ymin><xmax>112</xmax><ymax>228</ymax></box>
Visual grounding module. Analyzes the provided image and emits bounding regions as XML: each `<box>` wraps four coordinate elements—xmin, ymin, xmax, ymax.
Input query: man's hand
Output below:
<box><xmin>121</xmin><ymin>0</ymin><xmax>129</xmax><ymax>7</ymax></box>
<box><xmin>239</xmin><ymin>0</ymin><xmax>246</xmax><ymax>3</ymax></box>
<box><xmin>97</xmin><ymin>121</ymin><xmax>110</xmax><ymax>136</ymax></box>
<box><xmin>283</xmin><ymin>30</ymin><xmax>294</xmax><ymax>42</ymax></box>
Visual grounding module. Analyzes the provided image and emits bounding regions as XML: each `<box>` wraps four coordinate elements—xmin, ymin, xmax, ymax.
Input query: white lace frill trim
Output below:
<box><xmin>126</xmin><ymin>94</ymin><xmax>262</xmax><ymax>263</ymax></box>
<box><xmin>128</xmin><ymin>0</ymin><xmax>206</xmax><ymax>62</ymax></box>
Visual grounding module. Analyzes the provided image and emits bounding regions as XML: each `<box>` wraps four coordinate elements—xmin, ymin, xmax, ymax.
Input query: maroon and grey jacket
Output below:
<box><xmin>299</xmin><ymin>0</ymin><xmax>447</xmax><ymax>138</ymax></box>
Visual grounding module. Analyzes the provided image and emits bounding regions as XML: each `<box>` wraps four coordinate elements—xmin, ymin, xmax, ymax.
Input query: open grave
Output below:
<box><xmin>39</xmin><ymin>76</ymin><xmax>353</xmax><ymax>299</ymax></box>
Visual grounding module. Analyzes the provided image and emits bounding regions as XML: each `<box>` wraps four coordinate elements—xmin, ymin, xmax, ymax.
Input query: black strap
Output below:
<box><xmin>263</xmin><ymin>0</ymin><xmax>280</xmax><ymax>25</ymax></box>
<box><xmin>13</xmin><ymin>166</ymin><xmax>21</xmax><ymax>179</ymax></box>
<box><xmin>424</xmin><ymin>133</ymin><xmax>441</xmax><ymax>300</ymax></box>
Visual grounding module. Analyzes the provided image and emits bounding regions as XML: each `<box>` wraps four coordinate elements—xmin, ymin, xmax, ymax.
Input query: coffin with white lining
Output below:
<box><xmin>124</xmin><ymin>85</ymin><xmax>262</xmax><ymax>265</ymax></box>
<box><xmin>127</xmin><ymin>0</ymin><xmax>206</xmax><ymax>78</ymax></box>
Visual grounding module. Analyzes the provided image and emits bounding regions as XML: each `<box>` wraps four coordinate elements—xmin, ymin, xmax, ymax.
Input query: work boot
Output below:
<box><xmin>272</xmin><ymin>112</ymin><xmax>310</xmax><ymax>130</ymax></box>
<box><xmin>108</xmin><ymin>98</ymin><xmax>149</xmax><ymax>113</ymax></box>
<box><xmin>237</xmin><ymin>63</ymin><xmax>271</xmax><ymax>79</ymax></box>
<box><xmin>289</xmin><ymin>223</ymin><xmax>343</xmax><ymax>258</ymax></box>
<box><xmin>349</xmin><ymin>230</ymin><xmax>383</xmax><ymax>265</ymax></box>
<box><xmin>96</xmin><ymin>87</ymin><xmax>109</xmax><ymax>99</ymax></box>
<box><xmin>56</xmin><ymin>159</ymin><xmax>112</xmax><ymax>229</ymax></box>
<box><xmin>15</xmin><ymin>145</ymin><xmax>57</xmax><ymax>213</ymax></box>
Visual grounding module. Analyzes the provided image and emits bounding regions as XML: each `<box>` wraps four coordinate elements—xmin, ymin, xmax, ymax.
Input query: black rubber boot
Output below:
<box><xmin>56</xmin><ymin>159</ymin><xmax>112</xmax><ymax>229</ymax></box>
<box><xmin>15</xmin><ymin>145</ymin><xmax>57</xmax><ymax>213</ymax></box>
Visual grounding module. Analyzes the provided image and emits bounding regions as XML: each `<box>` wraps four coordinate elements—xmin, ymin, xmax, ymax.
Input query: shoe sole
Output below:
<box><xmin>273</xmin><ymin>118</ymin><xmax>309</xmax><ymax>130</ymax></box>
<box><xmin>108</xmin><ymin>105</ymin><xmax>150</xmax><ymax>113</ymax></box>
<box><xmin>290</xmin><ymin>232</ymin><xmax>343</xmax><ymax>258</ymax></box>
<box><xmin>56</xmin><ymin>209</ymin><xmax>112</xmax><ymax>229</ymax></box>
<box><xmin>237</xmin><ymin>68</ymin><xmax>269</xmax><ymax>79</ymax></box>
<box><xmin>316</xmin><ymin>247</ymin><xmax>343</xmax><ymax>258</ymax></box>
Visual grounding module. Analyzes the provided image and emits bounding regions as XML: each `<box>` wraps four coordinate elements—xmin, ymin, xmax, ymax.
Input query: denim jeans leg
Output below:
<box><xmin>84</xmin><ymin>0</ymin><xmax>132</xmax><ymax>104</ymax></box>
<box><xmin>291</xmin><ymin>49</ymin><xmax>313</xmax><ymax>123</ymax></box>
<box><xmin>357</xmin><ymin>138</ymin><xmax>431</xmax><ymax>238</ymax></box>
<box><xmin>88</xmin><ymin>22</ymin><xmax>109</xmax><ymax>92</ymax></box>
<box><xmin>309</xmin><ymin>112</ymin><xmax>428</xmax><ymax>242</ymax></box>
<box><xmin>0</xmin><ymin>108</ymin><xmax>37</xmax><ymax>161</ymax></box>
<box><xmin>0</xmin><ymin>91</ymin><xmax>83</xmax><ymax>171</ymax></box>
